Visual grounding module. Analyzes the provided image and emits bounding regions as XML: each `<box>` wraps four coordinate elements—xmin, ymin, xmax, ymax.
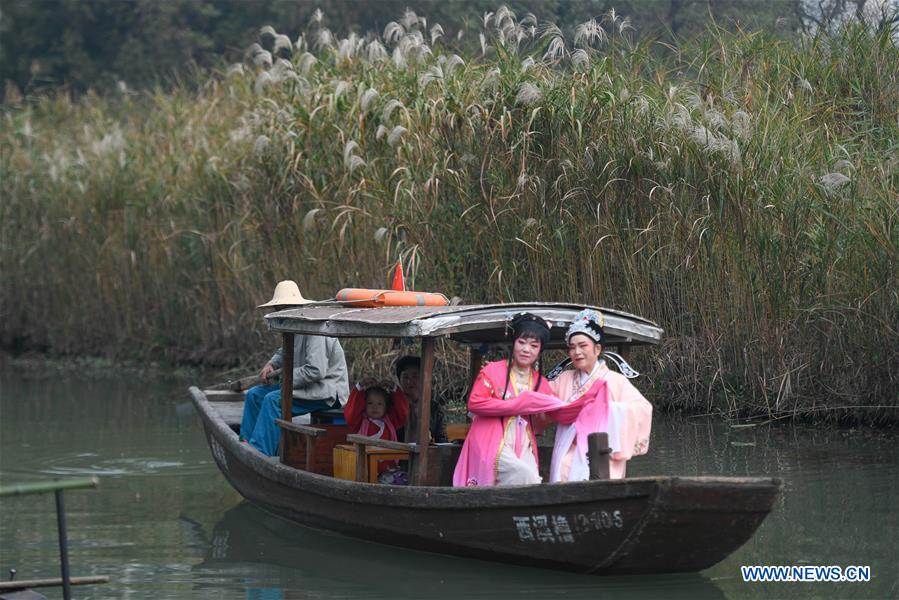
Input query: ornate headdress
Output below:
<box><xmin>508</xmin><ymin>312</ymin><xmax>550</xmax><ymax>347</ymax></box>
<box><xmin>565</xmin><ymin>309</ymin><xmax>604</xmax><ymax>344</ymax></box>
<box><xmin>500</xmin><ymin>312</ymin><xmax>551</xmax><ymax>399</ymax></box>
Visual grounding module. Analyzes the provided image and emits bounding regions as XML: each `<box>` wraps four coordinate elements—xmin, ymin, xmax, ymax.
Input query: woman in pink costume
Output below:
<box><xmin>549</xmin><ymin>309</ymin><xmax>652</xmax><ymax>481</ymax></box>
<box><xmin>453</xmin><ymin>313</ymin><xmax>565</xmax><ymax>487</ymax></box>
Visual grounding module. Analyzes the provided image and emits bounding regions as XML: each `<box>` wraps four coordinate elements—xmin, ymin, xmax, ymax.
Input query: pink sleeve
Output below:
<box><xmin>467</xmin><ymin>371</ymin><xmax>563</xmax><ymax>417</ymax></box>
<box><xmin>549</xmin><ymin>377</ymin><xmax>560</xmax><ymax>395</ymax></box>
<box><xmin>532</xmin><ymin>378</ymin><xmax>560</xmax><ymax>434</ymax></box>
<box><xmin>547</xmin><ymin>379</ymin><xmax>606</xmax><ymax>424</ymax></box>
<box><xmin>608</xmin><ymin>378</ymin><xmax>653</xmax><ymax>460</ymax></box>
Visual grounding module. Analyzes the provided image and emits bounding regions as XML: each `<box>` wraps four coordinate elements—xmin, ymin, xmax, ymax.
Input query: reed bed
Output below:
<box><xmin>2</xmin><ymin>8</ymin><xmax>897</xmax><ymax>422</ymax></box>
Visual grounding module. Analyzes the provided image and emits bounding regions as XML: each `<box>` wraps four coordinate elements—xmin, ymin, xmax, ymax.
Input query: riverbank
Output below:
<box><xmin>2</xmin><ymin>12</ymin><xmax>896</xmax><ymax>423</ymax></box>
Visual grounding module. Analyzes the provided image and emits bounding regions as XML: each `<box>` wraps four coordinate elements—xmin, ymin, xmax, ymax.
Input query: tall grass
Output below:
<box><xmin>2</xmin><ymin>8</ymin><xmax>897</xmax><ymax>422</ymax></box>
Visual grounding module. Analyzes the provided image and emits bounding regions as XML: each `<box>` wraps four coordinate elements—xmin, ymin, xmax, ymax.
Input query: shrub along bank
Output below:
<box><xmin>2</xmin><ymin>11</ymin><xmax>896</xmax><ymax>422</ymax></box>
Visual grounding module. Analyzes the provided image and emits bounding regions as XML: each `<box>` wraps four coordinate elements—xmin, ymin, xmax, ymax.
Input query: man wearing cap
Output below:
<box><xmin>240</xmin><ymin>281</ymin><xmax>349</xmax><ymax>456</ymax></box>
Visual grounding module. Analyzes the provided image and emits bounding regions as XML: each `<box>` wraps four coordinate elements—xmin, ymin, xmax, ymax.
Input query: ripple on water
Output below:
<box><xmin>24</xmin><ymin>454</ymin><xmax>198</xmax><ymax>478</ymax></box>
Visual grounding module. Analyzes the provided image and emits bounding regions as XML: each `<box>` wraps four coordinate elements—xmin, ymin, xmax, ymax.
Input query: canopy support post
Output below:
<box><xmin>279</xmin><ymin>332</ymin><xmax>295</xmax><ymax>463</ymax></box>
<box><xmin>414</xmin><ymin>337</ymin><xmax>436</xmax><ymax>484</ymax></box>
<box><xmin>468</xmin><ymin>348</ymin><xmax>482</xmax><ymax>387</ymax></box>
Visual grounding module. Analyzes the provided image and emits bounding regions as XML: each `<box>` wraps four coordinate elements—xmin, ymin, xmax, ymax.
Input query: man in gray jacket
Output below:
<box><xmin>239</xmin><ymin>281</ymin><xmax>349</xmax><ymax>456</ymax></box>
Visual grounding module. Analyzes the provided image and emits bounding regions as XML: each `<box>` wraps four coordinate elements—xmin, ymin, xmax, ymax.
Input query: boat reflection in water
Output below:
<box><xmin>187</xmin><ymin>502</ymin><xmax>725</xmax><ymax>600</ymax></box>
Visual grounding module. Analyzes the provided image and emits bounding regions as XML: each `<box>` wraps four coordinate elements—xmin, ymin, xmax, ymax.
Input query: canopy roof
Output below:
<box><xmin>265</xmin><ymin>302</ymin><xmax>662</xmax><ymax>348</ymax></box>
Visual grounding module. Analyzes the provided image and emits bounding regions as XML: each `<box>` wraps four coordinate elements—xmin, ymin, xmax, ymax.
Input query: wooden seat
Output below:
<box><xmin>276</xmin><ymin>420</ymin><xmax>348</xmax><ymax>474</ymax></box>
<box><xmin>344</xmin><ymin>434</ymin><xmax>462</xmax><ymax>486</ymax></box>
<box><xmin>333</xmin><ymin>445</ymin><xmax>409</xmax><ymax>483</ymax></box>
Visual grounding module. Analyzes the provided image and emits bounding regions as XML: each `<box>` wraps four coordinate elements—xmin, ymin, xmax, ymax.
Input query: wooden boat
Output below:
<box><xmin>190</xmin><ymin>302</ymin><xmax>781</xmax><ymax>575</ymax></box>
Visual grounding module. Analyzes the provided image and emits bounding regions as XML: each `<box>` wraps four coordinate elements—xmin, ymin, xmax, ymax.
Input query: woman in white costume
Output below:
<box><xmin>549</xmin><ymin>309</ymin><xmax>653</xmax><ymax>482</ymax></box>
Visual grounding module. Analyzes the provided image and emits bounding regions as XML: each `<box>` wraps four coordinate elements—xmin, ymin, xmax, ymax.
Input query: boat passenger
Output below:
<box><xmin>548</xmin><ymin>309</ymin><xmax>652</xmax><ymax>481</ymax></box>
<box><xmin>239</xmin><ymin>281</ymin><xmax>349</xmax><ymax>456</ymax></box>
<box><xmin>452</xmin><ymin>313</ymin><xmax>565</xmax><ymax>487</ymax></box>
<box><xmin>344</xmin><ymin>379</ymin><xmax>409</xmax><ymax>441</ymax></box>
<box><xmin>396</xmin><ymin>355</ymin><xmax>448</xmax><ymax>443</ymax></box>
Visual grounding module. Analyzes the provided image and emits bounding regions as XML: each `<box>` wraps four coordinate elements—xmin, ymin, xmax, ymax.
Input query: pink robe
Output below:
<box><xmin>550</xmin><ymin>361</ymin><xmax>652</xmax><ymax>480</ymax></box>
<box><xmin>452</xmin><ymin>361</ymin><xmax>562</xmax><ymax>487</ymax></box>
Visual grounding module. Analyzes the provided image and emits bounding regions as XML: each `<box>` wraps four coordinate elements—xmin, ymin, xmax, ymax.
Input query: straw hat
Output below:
<box><xmin>257</xmin><ymin>280</ymin><xmax>316</xmax><ymax>308</ymax></box>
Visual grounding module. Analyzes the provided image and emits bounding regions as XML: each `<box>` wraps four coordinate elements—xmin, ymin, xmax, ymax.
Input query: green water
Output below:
<box><xmin>1</xmin><ymin>365</ymin><xmax>896</xmax><ymax>599</ymax></box>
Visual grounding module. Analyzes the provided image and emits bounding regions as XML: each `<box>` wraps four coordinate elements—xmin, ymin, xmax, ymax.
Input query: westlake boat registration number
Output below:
<box><xmin>513</xmin><ymin>510</ymin><xmax>624</xmax><ymax>543</ymax></box>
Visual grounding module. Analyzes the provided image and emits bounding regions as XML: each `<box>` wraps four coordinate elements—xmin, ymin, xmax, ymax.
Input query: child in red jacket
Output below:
<box><xmin>344</xmin><ymin>379</ymin><xmax>410</xmax><ymax>441</ymax></box>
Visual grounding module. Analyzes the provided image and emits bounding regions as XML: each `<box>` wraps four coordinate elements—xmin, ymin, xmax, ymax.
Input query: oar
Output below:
<box><xmin>228</xmin><ymin>369</ymin><xmax>283</xmax><ymax>392</ymax></box>
<box><xmin>204</xmin><ymin>369</ymin><xmax>284</xmax><ymax>392</ymax></box>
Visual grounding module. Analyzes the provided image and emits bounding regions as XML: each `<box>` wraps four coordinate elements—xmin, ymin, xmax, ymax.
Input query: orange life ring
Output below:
<box><xmin>336</xmin><ymin>288</ymin><xmax>449</xmax><ymax>308</ymax></box>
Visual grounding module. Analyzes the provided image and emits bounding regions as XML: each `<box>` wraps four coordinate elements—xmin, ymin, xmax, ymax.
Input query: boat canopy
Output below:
<box><xmin>265</xmin><ymin>302</ymin><xmax>662</xmax><ymax>348</ymax></box>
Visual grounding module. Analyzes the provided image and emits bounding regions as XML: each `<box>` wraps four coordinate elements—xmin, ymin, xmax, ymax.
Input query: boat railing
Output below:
<box><xmin>345</xmin><ymin>433</ymin><xmax>421</xmax><ymax>482</ymax></box>
<box><xmin>0</xmin><ymin>476</ymin><xmax>110</xmax><ymax>599</ymax></box>
<box><xmin>274</xmin><ymin>412</ymin><xmax>612</xmax><ymax>485</ymax></box>
<box><xmin>275</xmin><ymin>419</ymin><xmax>329</xmax><ymax>472</ymax></box>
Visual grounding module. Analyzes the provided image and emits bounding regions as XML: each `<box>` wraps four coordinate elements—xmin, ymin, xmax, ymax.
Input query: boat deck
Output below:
<box><xmin>205</xmin><ymin>395</ymin><xmax>336</xmax><ymax>429</ymax></box>
<box><xmin>210</xmin><ymin>401</ymin><xmax>243</xmax><ymax>427</ymax></box>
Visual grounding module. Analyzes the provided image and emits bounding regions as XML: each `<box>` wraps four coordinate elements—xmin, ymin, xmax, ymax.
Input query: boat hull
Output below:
<box><xmin>190</xmin><ymin>386</ymin><xmax>780</xmax><ymax>575</ymax></box>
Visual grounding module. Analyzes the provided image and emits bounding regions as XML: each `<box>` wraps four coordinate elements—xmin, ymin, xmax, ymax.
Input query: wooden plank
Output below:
<box><xmin>424</xmin><ymin>444</ymin><xmax>463</xmax><ymax>486</ymax></box>
<box><xmin>354</xmin><ymin>442</ymin><xmax>366</xmax><ymax>482</ymax></box>
<box><xmin>332</xmin><ymin>445</ymin><xmax>356</xmax><ymax>480</ymax></box>
<box><xmin>274</xmin><ymin>419</ymin><xmax>324</xmax><ymax>472</ymax></box>
<box><xmin>282</xmin><ymin>424</ymin><xmax>349</xmax><ymax>474</ymax></box>
<box><xmin>305</xmin><ymin>436</ymin><xmax>316</xmax><ymax>472</ymax></box>
<box><xmin>275</xmin><ymin>420</ymin><xmax>326</xmax><ymax>437</ymax></box>
<box><xmin>279</xmin><ymin>332</ymin><xmax>294</xmax><ymax>463</ymax></box>
<box><xmin>201</xmin><ymin>390</ymin><xmax>245</xmax><ymax>402</ymax></box>
<box><xmin>587</xmin><ymin>432</ymin><xmax>611</xmax><ymax>480</ymax></box>
<box><xmin>209</xmin><ymin>401</ymin><xmax>244</xmax><ymax>427</ymax></box>
<box><xmin>0</xmin><ymin>576</ymin><xmax>109</xmax><ymax>590</ymax></box>
<box><xmin>415</xmin><ymin>337</ymin><xmax>436</xmax><ymax>484</ymax></box>
<box><xmin>346</xmin><ymin>434</ymin><xmax>420</xmax><ymax>453</ymax></box>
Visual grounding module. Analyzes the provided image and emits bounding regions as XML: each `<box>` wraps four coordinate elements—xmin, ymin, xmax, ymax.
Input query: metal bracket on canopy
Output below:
<box><xmin>546</xmin><ymin>358</ymin><xmax>571</xmax><ymax>381</ymax></box>
<box><xmin>602</xmin><ymin>351</ymin><xmax>640</xmax><ymax>378</ymax></box>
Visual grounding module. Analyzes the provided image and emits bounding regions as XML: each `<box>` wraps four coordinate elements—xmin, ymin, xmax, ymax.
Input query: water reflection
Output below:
<box><xmin>186</xmin><ymin>502</ymin><xmax>724</xmax><ymax>600</ymax></box>
<box><xmin>1</xmin><ymin>364</ymin><xmax>897</xmax><ymax>599</ymax></box>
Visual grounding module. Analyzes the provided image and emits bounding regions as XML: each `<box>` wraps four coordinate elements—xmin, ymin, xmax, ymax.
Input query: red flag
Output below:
<box><xmin>390</xmin><ymin>260</ymin><xmax>406</xmax><ymax>291</ymax></box>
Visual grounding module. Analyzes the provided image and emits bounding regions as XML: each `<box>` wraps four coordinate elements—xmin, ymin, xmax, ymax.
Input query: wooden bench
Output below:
<box><xmin>344</xmin><ymin>434</ymin><xmax>462</xmax><ymax>486</ymax></box>
<box><xmin>345</xmin><ymin>434</ymin><xmax>418</xmax><ymax>483</ymax></box>
<box><xmin>276</xmin><ymin>420</ymin><xmax>349</xmax><ymax>474</ymax></box>
<box><xmin>333</xmin><ymin>444</ymin><xmax>410</xmax><ymax>483</ymax></box>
